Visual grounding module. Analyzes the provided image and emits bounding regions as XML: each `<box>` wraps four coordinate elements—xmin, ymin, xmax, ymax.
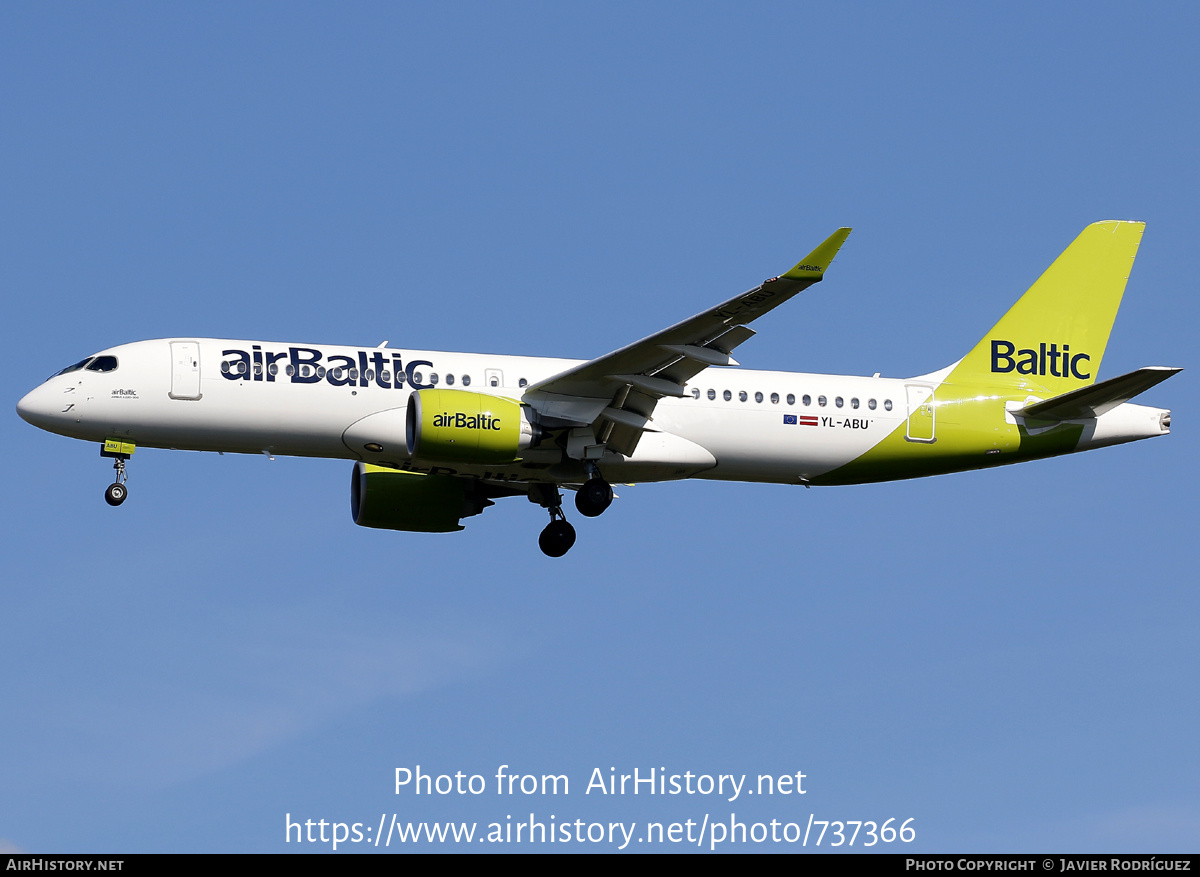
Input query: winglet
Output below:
<box><xmin>780</xmin><ymin>227</ymin><xmax>852</xmax><ymax>281</ymax></box>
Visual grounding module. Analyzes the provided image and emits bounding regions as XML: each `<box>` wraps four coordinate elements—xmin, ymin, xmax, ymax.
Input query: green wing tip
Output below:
<box><xmin>780</xmin><ymin>227</ymin><xmax>852</xmax><ymax>280</ymax></box>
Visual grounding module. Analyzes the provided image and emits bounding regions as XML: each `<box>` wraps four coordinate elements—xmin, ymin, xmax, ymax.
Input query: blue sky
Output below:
<box><xmin>2</xmin><ymin>2</ymin><xmax>1197</xmax><ymax>852</ymax></box>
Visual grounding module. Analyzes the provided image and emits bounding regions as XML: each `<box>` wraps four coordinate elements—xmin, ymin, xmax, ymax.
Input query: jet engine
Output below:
<box><xmin>350</xmin><ymin>462</ymin><xmax>494</xmax><ymax>532</ymax></box>
<box><xmin>405</xmin><ymin>389</ymin><xmax>537</xmax><ymax>464</ymax></box>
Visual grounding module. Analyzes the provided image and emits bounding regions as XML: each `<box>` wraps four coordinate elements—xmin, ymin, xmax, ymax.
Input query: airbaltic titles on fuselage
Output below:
<box><xmin>220</xmin><ymin>345</ymin><xmax>434</xmax><ymax>389</ymax></box>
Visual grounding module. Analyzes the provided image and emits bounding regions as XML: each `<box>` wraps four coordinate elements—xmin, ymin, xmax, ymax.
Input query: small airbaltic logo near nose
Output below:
<box><xmin>991</xmin><ymin>340</ymin><xmax>1091</xmax><ymax>379</ymax></box>
<box><xmin>111</xmin><ymin>389</ymin><xmax>138</xmax><ymax>398</ymax></box>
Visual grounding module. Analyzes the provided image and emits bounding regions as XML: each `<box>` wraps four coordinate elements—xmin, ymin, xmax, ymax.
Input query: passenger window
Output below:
<box><xmin>270</xmin><ymin>364</ymin><xmax>280</xmax><ymax>376</ymax></box>
<box><xmin>818</xmin><ymin>395</ymin><xmax>827</xmax><ymax>407</ymax></box>
<box><xmin>429</xmin><ymin>373</ymin><xmax>438</xmax><ymax>384</ymax></box>
<box><xmin>490</xmin><ymin>377</ymin><xmax>498</xmax><ymax>387</ymax></box>
<box><xmin>884</xmin><ymin>399</ymin><xmax>893</xmax><ymax>411</ymax></box>
<box><xmin>519</xmin><ymin>378</ymin><xmax>528</xmax><ymax>388</ymax></box>
<box><xmin>802</xmin><ymin>394</ymin><xmax>811</xmax><ymax>406</ymax></box>
<box><xmin>692</xmin><ymin>388</ymin><xmax>700</xmax><ymax>399</ymax></box>
<box><xmin>770</xmin><ymin>392</ymin><xmax>779</xmax><ymax>404</ymax></box>
<box><xmin>462</xmin><ymin>374</ymin><xmax>471</xmax><ymax>386</ymax></box>
<box><xmin>786</xmin><ymin>394</ymin><xmax>795</xmax><ymax>405</ymax></box>
<box><xmin>851</xmin><ymin>397</ymin><xmax>859</xmax><ymax>409</ymax></box>
<box><xmin>286</xmin><ymin>365</ymin><xmax>296</xmax><ymax>377</ymax></box>
<box><xmin>380</xmin><ymin>369</ymin><xmax>389</xmax><ymax>381</ymax></box>
<box><xmin>835</xmin><ymin>397</ymin><xmax>844</xmax><ymax>408</ymax></box>
<box><xmin>868</xmin><ymin>398</ymin><xmax>877</xmax><ymax>410</ymax></box>
<box><xmin>446</xmin><ymin>374</ymin><xmax>455</xmax><ymax>386</ymax></box>
<box><xmin>707</xmin><ymin>389</ymin><xmax>716</xmax><ymax>400</ymax></box>
<box><xmin>411</xmin><ymin>371</ymin><xmax>420</xmax><ymax>383</ymax></box>
<box><xmin>738</xmin><ymin>390</ymin><xmax>747</xmax><ymax>402</ymax></box>
<box><xmin>755</xmin><ymin>391</ymin><xmax>763</xmax><ymax>403</ymax></box>
<box><xmin>348</xmin><ymin>368</ymin><xmax>357</xmax><ymax>380</ymax></box>
<box><xmin>723</xmin><ymin>390</ymin><xmax>732</xmax><ymax>401</ymax></box>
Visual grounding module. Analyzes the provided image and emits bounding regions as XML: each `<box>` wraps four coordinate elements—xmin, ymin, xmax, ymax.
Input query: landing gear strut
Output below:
<box><xmin>100</xmin><ymin>440</ymin><xmax>134</xmax><ymax>507</ymax></box>
<box><xmin>104</xmin><ymin>458</ymin><xmax>128</xmax><ymax>506</ymax></box>
<box><xmin>529</xmin><ymin>483</ymin><xmax>576</xmax><ymax>557</ymax></box>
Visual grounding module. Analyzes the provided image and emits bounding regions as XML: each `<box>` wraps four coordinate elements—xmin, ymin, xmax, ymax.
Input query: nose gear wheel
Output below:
<box><xmin>100</xmin><ymin>444</ymin><xmax>131</xmax><ymax>507</ymax></box>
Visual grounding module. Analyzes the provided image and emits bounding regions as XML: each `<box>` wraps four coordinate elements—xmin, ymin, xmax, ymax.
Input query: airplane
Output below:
<box><xmin>16</xmin><ymin>220</ymin><xmax>1179</xmax><ymax>557</ymax></box>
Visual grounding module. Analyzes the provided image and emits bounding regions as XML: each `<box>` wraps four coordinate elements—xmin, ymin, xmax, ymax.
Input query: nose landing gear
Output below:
<box><xmin>100</xmin><ymin>439</ymin><xmax>135</xmax><ymax>507</ymax></box>
<box><xmin>104</xmin><ymin>469</ymin><xmax>128</xmax><ymax>506</ymax></box>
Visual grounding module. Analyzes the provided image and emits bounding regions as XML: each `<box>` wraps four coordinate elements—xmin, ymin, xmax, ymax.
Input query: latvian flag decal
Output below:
<box><xmin>784</xmin><ymin>414</ymin><xmax>818</xmax><ymax>426</ymax></box>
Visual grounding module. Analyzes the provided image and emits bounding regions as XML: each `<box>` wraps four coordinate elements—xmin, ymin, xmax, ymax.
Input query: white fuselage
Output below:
<box><xmin>18</xmin><ymin>338</ymin><xmax>906</xmax><ymax>483</ymax></box>
<box><xmin>17</xmin><ymin>337</ymin><xmax>1169</xmax><ymax>488</ymax></box>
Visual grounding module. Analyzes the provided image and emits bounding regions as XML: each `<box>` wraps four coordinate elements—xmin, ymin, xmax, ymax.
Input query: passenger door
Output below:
<box><xmin>169</xmin><ymin>341</ymin><xmax>202</xmax><ymax>400</ymax></box>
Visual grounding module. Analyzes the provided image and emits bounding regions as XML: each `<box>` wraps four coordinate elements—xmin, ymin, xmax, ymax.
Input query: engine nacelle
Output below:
<box><xmin>350</xmin><ymin>462</ymin><xmax>492</xmax><ymax>533</ymax></box>
<box><xmin>406</xmin><ymin>389</ymin><xmax>536</xmax><ymax>464</ymax></box>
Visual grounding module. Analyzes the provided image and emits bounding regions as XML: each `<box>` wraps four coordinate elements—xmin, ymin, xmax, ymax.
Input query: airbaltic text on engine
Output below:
<box><xmin>433</xmin><ymin>412</ymin><xmax>502</xmax><ymax>430</ymax></box>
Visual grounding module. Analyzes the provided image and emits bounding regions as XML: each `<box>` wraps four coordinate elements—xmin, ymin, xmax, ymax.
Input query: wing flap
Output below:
<box><xmin>606</xmin><ymin>374</ymin><xmax>690</xmax><ymax>398</ymax></box>
<box><xmin>659</xmin><ymin>344</ymin><xmax>739</xmax><ymax>366</ymax></box>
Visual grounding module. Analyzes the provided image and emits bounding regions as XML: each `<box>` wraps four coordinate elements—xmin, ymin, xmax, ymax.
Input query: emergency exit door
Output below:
<box><xmin>905</xmin><ymin>383</ymin><xmax>935</xmax><ymax>442</ymax></box>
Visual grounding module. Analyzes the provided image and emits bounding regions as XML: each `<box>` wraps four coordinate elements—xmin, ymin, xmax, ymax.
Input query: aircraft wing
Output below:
<box><xmin>525</xmin><ymin>227</ymin><xmax>852</xmax><ymax>455</ymax></box>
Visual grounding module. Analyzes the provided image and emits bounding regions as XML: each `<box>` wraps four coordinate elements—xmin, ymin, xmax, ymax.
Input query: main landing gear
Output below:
<box><xmin>100</xmin><ymin>440</ymin><xmax>134</xmax><ymax>507</ymax></box>
<box><xmin>539</xmin><ymin>512</ymin><xmax>576</xmax><ymax>558</ymax></box>
<box><xmin>529</xmin><ymin>471</ymin><xmax>614</xmax><ymax>557</ymax></box>
<box><xmin>574</xmin><ymin>477</ymin><xmax>614</xmax><ymax>517</ymax></box>
<box><xmin>529</xmin><ymin>483</ymin><xmax>577</xmax><ymax>557</ymax></box>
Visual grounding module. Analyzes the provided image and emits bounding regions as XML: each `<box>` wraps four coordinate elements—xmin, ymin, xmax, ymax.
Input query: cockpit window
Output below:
<box><xmin>86</xmin><ymin>356</ymin><xmax>118</xmax><ymax>372</ymax></box>
<box><xmin>52</xmin><ymin>358</ymin><xmax>93</xmax><ymax>377</ymax></box>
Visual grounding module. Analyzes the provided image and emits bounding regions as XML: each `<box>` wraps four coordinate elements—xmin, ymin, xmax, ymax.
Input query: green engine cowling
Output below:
<box><xmin>406</xmin><ymin>388</ymin><xmax>537</xmax><ymax>464</ymax></box>
<box><xmin>350</xmin><ymin>462</ymin><xmax>493</xmax><ymax>532</ymax></box>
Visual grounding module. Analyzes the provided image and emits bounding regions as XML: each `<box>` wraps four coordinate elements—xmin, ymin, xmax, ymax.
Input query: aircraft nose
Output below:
<box><xmin>16</xmin><ymin>382</ymin><xmax>59</xmax><ymax>431</ymax></box>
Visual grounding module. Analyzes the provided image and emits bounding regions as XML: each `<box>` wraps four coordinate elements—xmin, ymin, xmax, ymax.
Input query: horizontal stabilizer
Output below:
<box><xmin>1014</xmin><ymin>366</ymin><xmax>1181</xmax><ymax>421</ymax></box>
